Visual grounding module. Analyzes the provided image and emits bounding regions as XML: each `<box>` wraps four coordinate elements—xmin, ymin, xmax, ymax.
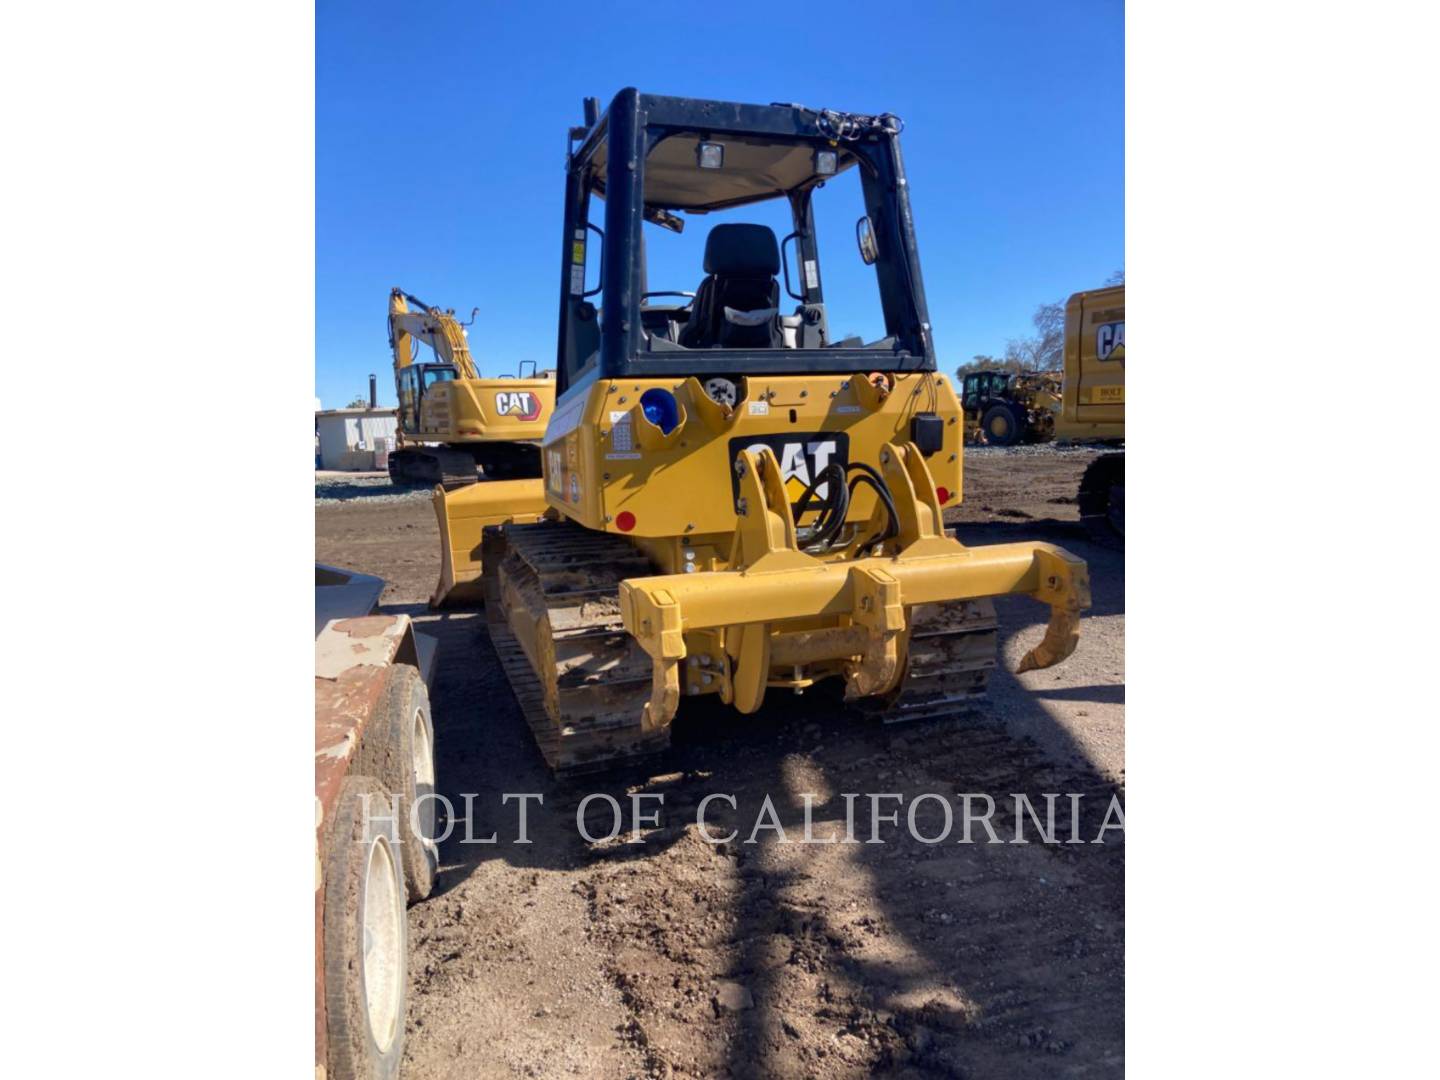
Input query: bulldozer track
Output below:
<box><xmin>870</xmin><ymin>596</ymin><xmax>999</xmax><ymax>724</ymax></box>
<box><xmin>483</xmin><ymin>521</ymin><xmax>669</xmax><ymax>775</ymax></box>
<box><xmin>484</xmin><ymin>519</ymin><xmax>1004</xmax><ymax>773</ymax></box>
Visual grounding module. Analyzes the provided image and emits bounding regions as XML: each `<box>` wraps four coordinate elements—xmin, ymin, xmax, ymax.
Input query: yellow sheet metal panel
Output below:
<box><xmin>1057</xmin><ymin>284</ymin><xmax>1125</xmax><ymax>439</ymax></box>
<box><xmin>416</xmin><ymin>376</ymin><xmax>556</xmax><ymax>443</ymax></box>
<box><xmin>543</xmin><ymin>373</ymin><xmax>965</xmax><ymax>537</ymax></box>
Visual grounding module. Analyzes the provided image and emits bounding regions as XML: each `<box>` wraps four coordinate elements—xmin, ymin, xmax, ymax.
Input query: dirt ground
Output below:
<box><xmin>316</xmin><ymin>446</ymin><xmax>1124</xmax><ymax>1078</ymax></box>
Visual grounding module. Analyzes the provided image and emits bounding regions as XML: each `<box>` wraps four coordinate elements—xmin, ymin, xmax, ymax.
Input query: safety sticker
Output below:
<box><xmin>609</xmin><ymin>411</ymin><xmax>635</xmax><ymax>453</ymax></box>
<box><xmin>747</xmin><ymin>400</ymin><xmax>770</xmax><ymax>416</ymax></box>
<box><xmin>804</xmin><ymin>259</ymin><xmax>819</xmax><ymax>290</ymax></box>
<box><xmin>547</xmin><ymin>449</ymin><xmax>564</xmax><ymax>493</ymax></box>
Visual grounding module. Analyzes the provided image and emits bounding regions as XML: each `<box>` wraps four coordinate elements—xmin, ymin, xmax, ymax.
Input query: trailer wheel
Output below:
<box><xmin>323</xmin><ymin>775</ymin><xmax>407</xmax><ymax>1080</ymax></box>
<box><xmin>982</xmin><ymin>404</ymin><xmax>1022</xmax><ymax>447</ymax></box>
<box><xmin>356</xmin><ymin>665</ymin><xmax>439</xmax><ymax>903</ymax></box>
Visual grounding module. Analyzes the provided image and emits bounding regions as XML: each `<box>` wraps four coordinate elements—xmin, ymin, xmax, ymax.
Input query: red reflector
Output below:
<box><xmin>615</xmin><ymin>511</ymin><xmax>636</xmax><ymax>532</ymax></box>
<box><xmin>936</xmin><ymin>486</ymin><xmax>952</xmax><ymax>504</ymax></box>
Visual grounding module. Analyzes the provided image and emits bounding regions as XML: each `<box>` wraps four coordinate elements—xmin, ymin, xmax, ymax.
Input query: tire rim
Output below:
<box><xmin>412</xmin><ymin>707</ymin><xmax>436</xmax><ymax>852</ymax></box>
<box><xmin>991</xmin><ymin>414</ymin><xmax>1010</xmax><ymax>438</ymax></box>
<box><xmin>362</xmin><ymin>836</ymin><xmax>403</xmax><ymax>1051</ymax></box>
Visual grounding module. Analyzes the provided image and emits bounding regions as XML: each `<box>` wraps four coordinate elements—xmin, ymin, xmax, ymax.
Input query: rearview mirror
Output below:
<box><xmin>856</xmin><ymin>216</ymin><xmax>878</xmax><ymax>265</ymax></box>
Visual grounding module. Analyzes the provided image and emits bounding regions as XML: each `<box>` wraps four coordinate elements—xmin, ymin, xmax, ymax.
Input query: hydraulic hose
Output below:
<box><xmin>792</xmin><ymin>462</ymin><xmax>849</xmax><ymax>548</ymax></box>
<box><xmin>845</xmin><ymin>463</ymin><xmax>899</xmax><ymax>540</ymax></box>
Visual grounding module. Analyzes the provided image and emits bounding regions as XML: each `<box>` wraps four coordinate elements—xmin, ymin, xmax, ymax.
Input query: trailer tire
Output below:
<box><xmin>323</xmin><ymin>775</ymin><xmax>407</xmax><ymax>1080</ymax></box>
<box><xmin>982</xmin><ymin>404</ymin><xmax>1023</xmax><ymax>447</ymax></box>
<box><xmin>356</xmin><ymin>665</ymin><xmax>439</xmax><ymax>903</ymax></box>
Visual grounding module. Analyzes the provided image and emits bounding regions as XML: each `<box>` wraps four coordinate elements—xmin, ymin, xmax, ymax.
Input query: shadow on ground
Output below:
<box><xmin>393</xmin><ymin>516</ymin><xmax>1125</xmax><ymax>1077</ymax></box>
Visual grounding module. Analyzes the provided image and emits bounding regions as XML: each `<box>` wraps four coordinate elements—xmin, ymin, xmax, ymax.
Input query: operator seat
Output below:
<box><xmin>679</xmin><ymin>223</ymin><xmax>783</xmax><ymax>349</ymax></box>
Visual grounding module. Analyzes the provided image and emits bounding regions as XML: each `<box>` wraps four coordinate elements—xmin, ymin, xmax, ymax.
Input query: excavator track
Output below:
<box><xmin>387</xmin><ymin>447</ymin><xmax>481</xmax><ymax>490</ymax></box>
<box><xmin>1078</xmin><ymin>452</ymin><xmax>1125</xmax><ymax>548</ymax></box>
<box><xmin>869</xmin><ymin>597</ymin><xmax>999</xmax><ymax>724</ymax></box>
<box><xmin>483</xmin><ymin>521</ymin><xmax>669</xmax><ymax>776</ymax></box>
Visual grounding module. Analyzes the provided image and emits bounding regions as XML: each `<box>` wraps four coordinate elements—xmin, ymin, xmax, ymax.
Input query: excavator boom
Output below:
<box><xmin>387</xmin><ymin>289</ymin><xmax>480</xmax><ymax>380</ymax></box>
<box><xmin>384</xmin><ymin>288</ymin><xmax>555</xmax><ymax>487</ymax></box>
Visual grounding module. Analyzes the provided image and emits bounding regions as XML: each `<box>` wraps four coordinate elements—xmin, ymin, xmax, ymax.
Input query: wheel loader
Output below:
<box><xmin>1054</xmin><ymin>284</ymin><xmax>1124</xmax><ymax>544</ymax></box>
<box><xmin>960</xmin><ymin>368</ymin><xmax>1061</xmax><ymax>446</ymax></box>
<box><xmin>429</xmin><ymin>90</ymin><xmax>1091</xmax><ymax>773</ymax></box>
<box><xmin>386</xmin><ymin>289</ymin><xmax>556</xmax><ymax>487</ymax></box>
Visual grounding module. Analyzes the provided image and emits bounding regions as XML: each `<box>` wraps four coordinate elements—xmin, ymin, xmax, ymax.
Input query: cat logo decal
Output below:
<box><xmin>494</xmin><ymin>390</ymin><xmax>543</xmax><ymax>421</ymax></box>
<box><xmin>727</xmin><ymin>433</ymin><xmax>850</xmax><ymax>502</ymax></box>
<box><xmin>1096</xmin><ymin>322</ymin><xmax>1125</xmax><ymax>362</ymax></box>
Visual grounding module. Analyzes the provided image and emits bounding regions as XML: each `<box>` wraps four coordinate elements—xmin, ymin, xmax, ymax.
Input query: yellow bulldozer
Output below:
<box><xmin>386</xmin><ymin>289</ymin><xmax>557</xmax><ymax>487</ymax></box>
<box><xmin>1054</xmin><ymin>283</ymin><xmax>1124</xmax><ymax>544</ymax></box>
<box><xmin>428</xmin><ymin>90</ymin><xmax>1091</xmax><ymax>773</ymax></box>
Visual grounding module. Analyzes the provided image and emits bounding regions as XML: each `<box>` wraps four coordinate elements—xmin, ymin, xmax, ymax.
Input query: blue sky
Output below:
<box><xmin>317</xmin><ymin>0</ymin><xmax>1123</xmax><ymax>407</ymax></box>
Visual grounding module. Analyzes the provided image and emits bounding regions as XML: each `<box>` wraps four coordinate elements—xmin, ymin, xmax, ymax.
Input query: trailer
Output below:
<box><xmin>315</xmin><ymin>565</ymin><xmax>437</xmax><ymax>1080</ymax></box>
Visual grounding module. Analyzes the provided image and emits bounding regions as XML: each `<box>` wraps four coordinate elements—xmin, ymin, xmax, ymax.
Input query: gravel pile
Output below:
<box><xmin>314</xmin><ymin>475</ymin><xmax>431</xmax><ymax>506</ymax></box>
<box><xmin>965</xmin><ymin>442</ymin><xmax>1114</xmax><ymax>458</ymax></box>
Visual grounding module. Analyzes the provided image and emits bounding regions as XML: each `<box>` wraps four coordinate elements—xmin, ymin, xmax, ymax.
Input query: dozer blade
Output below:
<box><xmin>430</xmin><ymin>478</ymin><xmax>551</xmax><ymax>608</ymax></box>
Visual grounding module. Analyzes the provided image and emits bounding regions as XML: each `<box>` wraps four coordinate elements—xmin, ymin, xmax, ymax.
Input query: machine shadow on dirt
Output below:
<box><xmin>391</xmin><ymin>515</ymin><xmax>1124</xmax><ymax>1074</ymax></box>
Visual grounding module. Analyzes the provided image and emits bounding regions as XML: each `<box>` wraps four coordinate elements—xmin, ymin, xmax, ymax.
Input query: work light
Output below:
<box><xmin>814</xmin><ymin>148</ymin><xmax>838</xmax><ymax>176</ymax></box>
<box><xmin>639</xmin><ymin>388</ymin><xmax>681</xmax><ymax>434</ymax></box>
<box><xmin>697</xmin><ymin>142</ymin><xmax>724</xmax><ymax>169</ymax></box>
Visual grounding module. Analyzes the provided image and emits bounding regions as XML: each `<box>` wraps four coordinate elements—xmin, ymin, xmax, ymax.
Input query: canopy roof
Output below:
<box><xmin>592</xmin><ymin>132</ymin><xmax>859</xmax><ymax>214</ymax></box>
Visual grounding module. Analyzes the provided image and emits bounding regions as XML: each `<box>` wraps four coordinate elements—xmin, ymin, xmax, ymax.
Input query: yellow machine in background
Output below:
<box><xmin>387</xmin><ymin>289</ymin><xmax>556</xmax><ymax>486</ymax></box>
<box><xmin>960</xmin><ymin>369</ymin><xmax>1062</xmax><ymax>445</ymax></box>
<box><xmin>1054</xmin><ymin>284</ymin><xmax>1124</xmax><ymax>543</ymax></box>
<box><xmin>428</xmin><ymin>91</ymin><xmax>1091</xmax><ymax>773</ymax></box>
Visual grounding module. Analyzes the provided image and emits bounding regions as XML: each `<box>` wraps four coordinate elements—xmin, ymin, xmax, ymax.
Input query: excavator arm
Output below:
<box><xmin>387</xmin><ymin>288</ymin><xmax>481</xmax><ymax>380</ymax></box>
<box><xmin>384</xmin><ymin>288</ymin><xmax>555</xmax><ymax>487</ymax></box>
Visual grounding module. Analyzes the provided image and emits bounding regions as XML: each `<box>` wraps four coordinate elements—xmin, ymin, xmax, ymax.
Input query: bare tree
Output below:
<box><xmin>956</xmin><ymin>272</ymin><xmax>1119</xmax><ymax>380</ymax></box>
<box><xmin>1003</xmin><ymin>300</ymin><xmax>1065</xmax><ymax>372</ymax></box>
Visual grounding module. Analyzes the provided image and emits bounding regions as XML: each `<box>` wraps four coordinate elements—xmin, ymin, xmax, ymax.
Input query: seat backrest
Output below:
<box><xmin>680</xmin><ymin>224</ymin><xmax>783</xmax><ymax>349</ymax></box>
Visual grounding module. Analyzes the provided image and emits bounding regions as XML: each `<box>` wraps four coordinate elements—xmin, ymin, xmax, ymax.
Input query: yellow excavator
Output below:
<box><xmin>386</xmin><ymin>289</ymin><xmax>556</xmax><ymax>487</ymax></box>
<box><xmin>1054</xmin><ymin>284</ymin><xmax>1124</xmax><ymax>544</ymax></box>
<box><xmin>428</xmin><ymin>91</ymin><xmax>1091</xmax><ymax>774</ymax></box>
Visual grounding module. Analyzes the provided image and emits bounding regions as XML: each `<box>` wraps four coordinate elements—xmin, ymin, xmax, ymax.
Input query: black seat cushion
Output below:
<box><xmin>680</xmin><ymin>224</ymin><xmax>783</xmax><ymax>349</ymax></box>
